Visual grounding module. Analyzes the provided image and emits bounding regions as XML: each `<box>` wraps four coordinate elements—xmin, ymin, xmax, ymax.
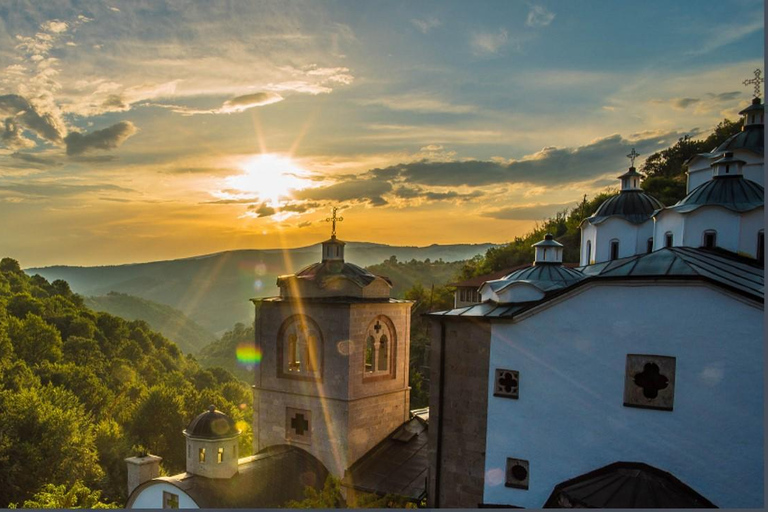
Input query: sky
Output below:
<box><xmin>0</xmin><ymin>0</ymin><xmax>763</xmax><ymax>267</ymax></box>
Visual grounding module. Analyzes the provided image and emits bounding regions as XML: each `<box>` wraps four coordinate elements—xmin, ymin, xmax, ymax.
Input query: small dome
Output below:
<box><xmin>591</xmin><ymin>191</ymin><xmax>664</xmax><ymax>224</ymax></box>
<box><xmin>713</xmin><ymin>125</ymin><xmax>764</xmax><ymax>155</ymax></box>
<box><xmin>670</xmin><ymin>176</ymin><xmax>764</xmax><ymax>213</ymax></box>
<box><xmin>184</xmin><ymin>405</ymin><xmax>238</xmax><ymax>439</ymax></box>
<box><xmin>293</xmin><ymin>260</ymin><xmax>381</xmax><ymax>288</ymax></box>
<box><xmin>502</xmin><ymin>264</ymin><xmax>583</xmax><ymax>291</ymax></box>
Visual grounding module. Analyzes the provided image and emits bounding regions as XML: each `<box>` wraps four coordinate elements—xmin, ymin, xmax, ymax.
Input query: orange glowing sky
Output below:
<box><xmin>0</xmin><ymin>0</ymin><xmax>763</xmax><ymax>266</ymax></box>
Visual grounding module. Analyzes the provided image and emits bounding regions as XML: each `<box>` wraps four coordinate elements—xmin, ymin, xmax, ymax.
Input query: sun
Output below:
<box><xmin>225</xmin><ymin>154</ymin><xmax>312</xmax><ymax>205</ymax></box>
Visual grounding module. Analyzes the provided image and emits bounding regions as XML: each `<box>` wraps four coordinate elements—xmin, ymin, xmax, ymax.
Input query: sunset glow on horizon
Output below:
<box><xmin>0</xmin><ymin>1</ymin><xmax>762</xmax><ymax>267</ymax></box>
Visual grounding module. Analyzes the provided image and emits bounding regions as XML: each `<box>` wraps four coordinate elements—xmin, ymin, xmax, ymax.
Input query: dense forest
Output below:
<box><xmin>0</xmin><ymin>258</ymin><xmax>253</xmax><ymax>508</ymax></box>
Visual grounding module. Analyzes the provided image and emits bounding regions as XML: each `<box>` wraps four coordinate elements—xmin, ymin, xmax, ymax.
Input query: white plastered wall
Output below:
<box><xmin>130</xmin><ymin>482</ymin><xmax>199</xmax><ymax>509</ymax></box>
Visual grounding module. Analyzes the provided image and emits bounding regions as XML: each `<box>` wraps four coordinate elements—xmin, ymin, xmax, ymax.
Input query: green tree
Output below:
<box><xmin>7</xmin><ymin>313</ymin><xmax>63</xmax><ymax>364</ymax></box>
<box><xmin>284</xmin><ymin>474</ymin><xmax>344</xmax><ymax>508</ymax></box>
<box><xmin>14</xmin><ymin>481</ymin><xmax>117</xmax><ymax>509</ymax></box>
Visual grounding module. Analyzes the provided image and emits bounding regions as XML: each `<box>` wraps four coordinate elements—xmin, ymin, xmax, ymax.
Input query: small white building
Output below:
<box><xmin>580</xmin><ymin>164</ymin><xmax>663</xmax><ymax>265</ymax></box>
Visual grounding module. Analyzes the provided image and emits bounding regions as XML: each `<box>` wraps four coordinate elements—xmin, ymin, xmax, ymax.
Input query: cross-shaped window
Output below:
<box><xmin>291</xmin><ymin>413</ymin><xmax>309</xmax><ymax>436</ymax></box>
<box><xmin>163</xmin><ymin>491</ymin><xmax>179</xmax><ymax>509</ymax></box>
<box><xmin>286</xmin><ymin>408</ymin><xmax>312</xmax><ymax>444</ymax></box>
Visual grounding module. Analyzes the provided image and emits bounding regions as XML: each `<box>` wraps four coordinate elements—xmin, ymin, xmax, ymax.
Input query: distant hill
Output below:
<box><xmin>84</xmin><ymin>292</ymin><xmax>216</xmax><ymax>354</ymax></box>
<box><xmin>366</xmin><ymin>257</ymin><xmax>466</xmax><ymax>298</ymax></box>
<box><xmin>27</xmin><ymin>242</ymin><xmax>495</xmax><ymax>334</ymax></box>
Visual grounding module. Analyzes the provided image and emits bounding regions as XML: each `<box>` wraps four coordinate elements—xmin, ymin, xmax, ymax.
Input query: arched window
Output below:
<box><xmin>758</xmin><ymin>230</ymin><xmax>764</xmax><ymax>262</ymax></box>
<box><xmin>702</xmin><ymin>230</ymin><xmax>717</xmax><ymax>249</ymax></box>
<box><xmin>647</xmin><ymin>237</ymin><xmax>653</xmax><ymax>253</ymax></box>
<box><xmin>586</xmin><ymin>240</ymin><xmax>592</xmax><ymax>264</ymax></box>
<box><xmin>278</xmin><ymin>315</ymin><xmax>323</xmax><ymax>380</ymax></box>
<box><xmin>364</xmin><ymin>316</ymin><xmax>396</xmax><ymax>379</ymax></box>
<box><xmin>665</xmin><ymin>232</ymin><xmax>673</xmax><ymax>248</ymax></box>
<box><xmin>610</xmin><ymin>239</ymin><xmax>619</xmax><ymax>260</ymax></box>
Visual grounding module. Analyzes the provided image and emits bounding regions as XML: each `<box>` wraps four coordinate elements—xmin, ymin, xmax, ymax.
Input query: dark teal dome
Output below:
<box><xmin>590</xmin><ymin>191</ymin><xmax>664</xmax><ymax>224</ymax></box>
<box><xmin>713</xmin><ymin>125</ymin><xmax>764</xmax><ymax>155</ymax></box>
<box><xmin>669</xmin><ymin>176</ymin><xmax>764</xmax><ymax>213</ymax></box>
<box><xmin>502</xmin><ymin>264</ymin><xmax>584</xmax><ymax>290</ymax></box>
<box><xmin>184</xmin><ymin>405</ymin><xmax>238</xmax><ymax>439</ymax></box>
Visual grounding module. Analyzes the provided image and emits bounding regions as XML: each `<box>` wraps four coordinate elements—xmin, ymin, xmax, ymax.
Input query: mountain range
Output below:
<box><xmin>27</xmin><ymin>242</ymin><xmax>494</xmax><ymax>334</ymax></box>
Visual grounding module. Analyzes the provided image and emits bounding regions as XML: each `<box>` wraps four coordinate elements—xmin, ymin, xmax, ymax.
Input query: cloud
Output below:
<box><xmin>672</xmin><ymin>98</ymin><xmax>701</xmax><ymax>109</ymax></box>
<box><xmin>298</xmin><ymin>221</ymin><xmax>312</xmax><ymax>228</ymax></box>
<box><xmin>10</xmin><ymin>152</ymin><xmax>62</xmax><ymax>167</ymax></box>
<box><xmin>64</xmin><ymin>121</ymin><xmax>138</xmax><ymax>155</ymax></box>
<box><xmin>41</xmin><ymin>20</ymin><xmax>69</xmax><ymax>34</ymax></box>
<box><xmin>365</xmin><ymin>130</ymin><xmax>692</xmax><ymax>187</ymax></box>
<box><xmin>470</xmin><ymin>28</ymin><xmax>508</xmax><ymax>55</ymax></box>
<box><xmin>526</xmin><ymin>5</ymin><xmax>555</xmax><ymax>27</ymax></box>
<box><xmin>150</xmin><ymin>92</ymin><xmax>284</xmax><ymax>116</ymax></box>
<box><xmin>687</xmin><ymin>18</ymin><xmax>763</xmax><ymax>55</ymax></box>
<box><xmin>161</xmin><ymin>166</ymin><xmax>239</xmax><ymax>175</ymax></box>
<box><xmin>0</xmin><ymin>94</ymin><xmax>66</xmax><ymax>145</ymax></box>
<box><xmin>421</xmin><ymin>144</ymin><xmax>444</xmax><ymax>151</ymax></box>
<box><xmin>248</xmin><ymin>203</ymin><xmax>276</xmax><ymax>217</ymax></box>
<box><xmin>705</xmin><ymin>91</ymin><xmax>741</xmax><ymax>102</ymax></box>
<box><xmin>411</xmin><ymin>17</ymin><xmax>441</xmax><ymax>34</ymax></box>
<box><xmin>357</xmin><ymin>96</ymin><xmax>475</xmax><ymax>114</ymax></box>
<box><xmin>294</xmin><ymin>178</ymin><xmax>392</xmax><ymax>206</ymax></box>
<box><xmin>482</xmin><ymin>202</ymin><xmax>576</xmax><ymax>220</ymax></box>
<box><xmin>281</xmin><ymin>202</ymin><xmax>320</xmax><ymax>213</ymax></box>
<box><xmin>0</xmin><ymin>181</ymin><xmax>133</xmax><ymax>200</ymax></box>
<box><xmin>393</xmin><ymin>186</ymin><xmax>484</xmax><ymax>202</ymax></box>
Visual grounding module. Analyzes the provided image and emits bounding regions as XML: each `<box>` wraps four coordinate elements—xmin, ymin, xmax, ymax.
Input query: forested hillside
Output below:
<box><xmin>85</xmin><ymin>292</ymin><xmax>216</xmax><ymax>354</ymax></box>
<box><xmin>0</xmin><ymin>258</ymin><xmax>253</xmax><ymax>508</ymax></box>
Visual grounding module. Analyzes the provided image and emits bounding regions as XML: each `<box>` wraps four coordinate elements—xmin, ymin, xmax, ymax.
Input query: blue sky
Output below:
<box><xmin>0</xmin><ymin>0</ymin><xmax>763</xmax><ymax>265</ymax></box>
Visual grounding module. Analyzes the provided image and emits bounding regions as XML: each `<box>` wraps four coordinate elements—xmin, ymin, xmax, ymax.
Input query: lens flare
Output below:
<box><xmin>236</xmin><ymin>342</ymin><xmax>261</xmax><ymax>367</ymax></box>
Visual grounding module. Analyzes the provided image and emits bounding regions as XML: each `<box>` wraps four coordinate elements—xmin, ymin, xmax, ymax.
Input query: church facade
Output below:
<box><xmin>428</xmin><ymin>92</ymin><xmax>764</xmax><ymax>508</ymax></box>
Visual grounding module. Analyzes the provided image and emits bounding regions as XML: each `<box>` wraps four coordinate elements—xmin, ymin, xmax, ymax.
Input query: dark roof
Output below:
<box><xmin>500</xmin><ymin>263</ymin><xmax>584</xmax><ymax>290</ymax></box>
<box><xmin>713</xmin><ymin>124</ymin><xmax>764</xmax><ymax>155</ymax></box>
<box><xmin>184</xmin><ymin>406</ymin><xmax>238</xmax><ymax>439</ymax></box>
<box><xmin>588</xmin><ymin>191</ymin><xmax>664</xmax><ymax>224</ymax></box>
<box><xmin>543</xmin><ymin>461</ymin><xmax>716</xmax><ymax>508</ymax></box>
<box><xmin>343</xmin><ymin>416</ymin><xmax>428</xmax><ymax>501</ymax></box>
<box><xmin>429</xmin><ymin>247</ymin><xmax>763</xmax><ymax>319</ymax></box>
<box><xmin>663</xmin><ymin>175</ymin><xmax>764</xmax><ymax>214</ymax></box>
<box><xmin>277</xmin><ymin>260</ymin><xmax>391</xmax><ymax>289</ymax></box>
<box><xmin>128</xmin><ymin>446</ymin><xmax>329</xmax><ymax>508</ymax></box>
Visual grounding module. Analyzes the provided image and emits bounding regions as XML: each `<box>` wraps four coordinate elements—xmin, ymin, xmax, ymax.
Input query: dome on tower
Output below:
<box><xmin>668</xmin><ymin>176</ymin><xmax>764</xmax><ymax>214</ymax></box>
<box><xmin>590</xmin><ymin>192</ymin><xmax>664</xmax><ymax>224</ymax></box>
<box><xmin>184</xmin><ymin>405</ymin><xmax>238</xmax><ymax>439</ymax></box>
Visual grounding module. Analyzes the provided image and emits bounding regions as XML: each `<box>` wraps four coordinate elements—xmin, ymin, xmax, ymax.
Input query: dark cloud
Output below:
<box><xmin>281</xmin><ymin>202</ymin><xmax>320</xmax><ymax>213</ymax></box>
<box><xmin>248</xmin><ymin>203</ymin><xmax>276</xmax><ymax>217</ymax></box>
<box><xmin>0</xmin><ymin>94</ymin><xmax>65</xmax><ymax>145</ymax></box>
<box><xmin>221</xmin><ymin>92</ymin><xmax>284</xmax><ymax>113</ymax></box>
<box><xmin>393</xmin><ymin>185</ymin><xmax>484</xmax><ymax>201</ymax></box>
<box><xmin>0</xmin><ymin>182</ymin><xmax>133</xmax><ymax>198</ymax></box>
<box><xmin>297</xmin><ymin>221</ymin><xmax>312</xmax><ymax>228</ymax></box>
<box><xmin>101</xmin><ymin>94</ymin><xmax>129</xmax><ymax>111</ymax></box>
<box><xmin>366</xmin><ymin>131</ymin><xmax>690</xmax><ymax>187</ymax></box>
<box><xmin>69</xmin><ymin>155</ymin><xmax>118</xmax><ymax>163</ymax></box>
<box><xmin>294</xmin><ymin>179</ymin><xmax>392</xmax><ymax>206</ymax></box>
<box><xmin>706</xmin><ymin>91</ymin><xmax>741</xmax><ymax>102</ymax></box>
<box><xmin>10</xmin><ymin>152</ymin><xmax>62</xmax><ymax>167</ymax></box>
<box><xmin>673</xmin><ymin>98</ymin><xmax>700</xmax><ymax>109</ymax></box>
<box><xmin>482</xmin><ymin>202</ymin><xmax>576</xmax><ymax>220</ymax></box>
<box><xmin>64</xmin><ymin>121</ymin><xmax>138</xmax><ymax>155</ymax></box>
<box><xmin>204</xmin><ymin>198</ymin><xmax>259</xmax><ymax>204</ymax></box>
<box><xmin>161</xmin><ymin>166</ymin><xmax>237</xmax><ymax>175</ymax></box>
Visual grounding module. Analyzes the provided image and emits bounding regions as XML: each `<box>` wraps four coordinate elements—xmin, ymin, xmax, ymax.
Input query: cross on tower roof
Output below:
<box><xmin>743</xmin><ymin>68</ymin><xmax>763</xmax><ymax>99</ymax></box>
<box><xmin>325</xmin><ymin>207</ymin><xmax>344</xmax><ymax>238</ymax></box>
<box><xmin>626</xmin><ymin>148</ymin><xmax>639</xmax><ymax>168</ymax></box>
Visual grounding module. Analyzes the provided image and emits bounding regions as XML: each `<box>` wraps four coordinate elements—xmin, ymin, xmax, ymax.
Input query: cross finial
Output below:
<box><xmin>325</xmin><ymin>207</ymin><xmax>344</xmax><ymax>237</ymax></box>
<box><xmin>743</xmin><ymin>68</ymin><xmax>763</xmax><ymax>99</ymax></box>
<box><xmin>626</xmin><ymin>148</ymin><xmax>639</xmax><ymax>168</ymax></box>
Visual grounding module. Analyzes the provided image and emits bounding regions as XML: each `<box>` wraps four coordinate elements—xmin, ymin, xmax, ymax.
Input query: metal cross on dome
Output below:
<box><xmin>325</xmin><ymin>207</ymin><xmax>344</xmax><ymax>237</ymax></box>
<box><xmin>743</xmin><ymin>68</ymin><xmax>763</xmax><ymax>98</ymax></box>
<box><xmin>626</xmin><ymin>148</ymin><xmax>639</xmax><ymax>168</ymax></box>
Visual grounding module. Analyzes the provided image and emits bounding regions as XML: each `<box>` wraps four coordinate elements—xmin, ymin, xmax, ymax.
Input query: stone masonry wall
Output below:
<box><xmin>427</xmin><ymin>317</ymin><xmax>491</xmax><ymax>508</ymax></box>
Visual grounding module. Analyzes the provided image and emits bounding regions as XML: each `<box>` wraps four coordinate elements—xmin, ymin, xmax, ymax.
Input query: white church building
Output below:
<box><xmin>427</xmin><ymin>93</ymin><xmax>764</xmax><ymax>508</ymax></box>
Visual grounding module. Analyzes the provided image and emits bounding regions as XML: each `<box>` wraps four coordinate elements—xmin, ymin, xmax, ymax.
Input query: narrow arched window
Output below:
<box><xmin>610</xmin><ymin>239</ymin><xmax>619</xmax><ymax>260</ymax></box>
<box><xmin>665</xmin><ymin>232</ymin><xmax>673</xmax><ymax>248</ymax></box>
<box><xmin>758</xmin><ymin>230</ymin><xmax>764</xmax><ymax>262</ymax></box>
<box><xmin>647</xmin><ymin>238</ymin><xmax>653</xmax><ymax>253</ymax></box>
<box><xmin>365</xmin><ymin>335</ymin><xmax>375</xmax><ymax>372</ymax></box>
<box><xmin>278</xmin><ymin>315</ymin><xmax>323</xmax><ymax>380</ymax></box>
<box><xmin>377</xmin><ymin>335</ymin><xmax>389</xmax><ymax>371</ymax></box>
<box><xmin>586</xmin><ymin>240</ymin><xmax>592</xmax><ymax>264</ymax></box>
<box><xmin>702</xmin><ymin>230</ymin><xmax>717</xmax><ymax>249</ymax></box>
<box><xmin>364</xmin><ymin>316</ymin><xmax>396</xmax><ymax>379</ymax></box>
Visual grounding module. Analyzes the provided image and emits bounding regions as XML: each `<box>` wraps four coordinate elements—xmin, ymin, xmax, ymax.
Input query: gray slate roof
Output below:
<box><xmin>661</xmin><ymin>175</ymin><xmax>764</xmax><ymax>214</ymax></box>
<box><xmin>342</xmin><ymin>416</ymin><xmax>428</xmax><ymax>501</ymax></box>
<box><xmin>499</xmin><ymin>263</ymin><xmax>584</xmax><ymax>292</ymax></box>
<box><xmin>713</xmin><ymin>125</ymin><xmax>764</xmax><ymax>155</ymax></box>
<box><xmin>429</xmin><ymin>248</ymin><xmax>763</xmax><ymax>319</ymax></box>
<box><xmin>587</xmin><ymin>191</ymin><xmax>664</xmax><ymax>225</ymax></box>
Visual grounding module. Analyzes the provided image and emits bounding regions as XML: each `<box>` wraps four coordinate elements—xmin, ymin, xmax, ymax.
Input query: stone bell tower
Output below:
<box><xmin>251</xmin><ymin>208</ymin><xmax>412</xmax><ymax>477</ymax></box>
